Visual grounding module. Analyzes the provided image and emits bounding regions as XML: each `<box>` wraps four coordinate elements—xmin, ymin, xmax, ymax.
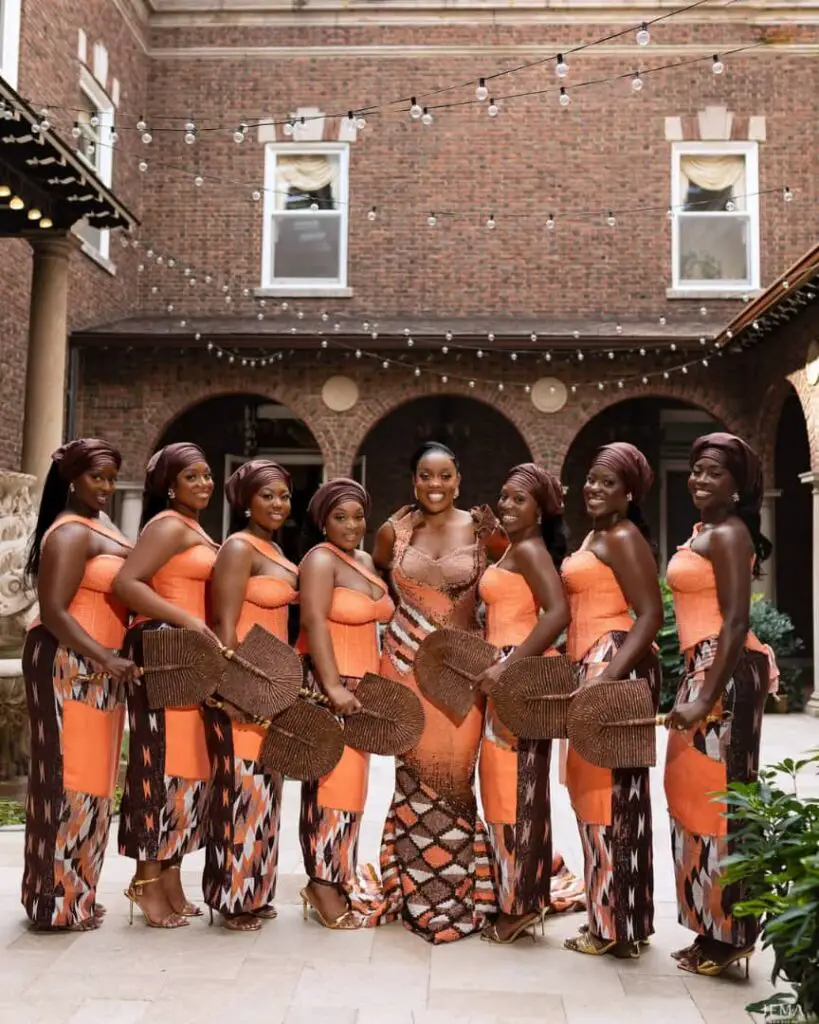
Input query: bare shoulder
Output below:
<box><xmin>354</xmin><ymin>549</ymin><xmax>378</xmax><ymax>573</ymax></box>
<box><xmin>300</xmin><ymin>544</ymin><xmax>337</xmax><ymax>571</ymax></box>
<box><xmin>42</xmin><ymin>519</ymin><xmax>91</xmax><ymax>551</ymax></box>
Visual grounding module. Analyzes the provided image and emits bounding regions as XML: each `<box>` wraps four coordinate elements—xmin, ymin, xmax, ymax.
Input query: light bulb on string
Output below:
<box><xmin>663</xmin><ymin>371</ymin><xmax>670</xmax><ymax>379</ymax></box>
<box><xmin>497</xmin><ymin>382</ymin><xmax>504</xmax><ymax>391</ymax></box>
<box><xmin>414</xmin><ymin>367</ymin><xmax>422</xmax><ymax>377</ymax></box>
<box><xmin>670</xmin><ymin>342</ymin><xmax>677</xmax><ymax>351</ymax></box>
<box><xmin>700</xmin><ymin>306</ymin><xmax>708</xmax><ymax>317</ymax></box>
<box><xmin>617</xmin><ymin>380</ymin><xmax>624</xmax><ymax>389</ymax></box>
<box><xmin>487</xmin><ymin>99</ymin><xmax>499</xmax><ymax>118</ymax></box>
<box><xmin>545</xmin><ymin>352</ymin><xmax>552</xmax><ymax>362</ymax></box>
<box><xmin>546</xmin><ymin>214</ymin><xmax>555</xmax><ymax>230</ymax></box>
<box><xmin>598</xmin><ymin>382</ymin><xmax>605</xmax><ymax>390</ymax></box>
<box><xmin>382</xmin><ymin>360</ymin><xmax>389</xmax><ymax>369</ymax></box>
<box><xmin>184</xmin><ymin>122</ymin><xmax>196</xmax><ymax>144</ymax></box>
<box><xmin>233</xmin><ymin>122</ymin><xmax>248</xmax><ymax>143</ymax></box>
<box><xmin>702</xmin><ymin>358</ymin><xmax>709</xmax><ymax>366</ymax></box>
<box><xmin>577</xmin><ymin>351</ymin><xmax>584</xmax><ymax>361</ymax></box>
<box><xmin>570</xmin><ymin>385</ymin><xmax>577</xmax><ymax>394</ymax></box>
<box><xmin>559</xmin><ymin>87</ymin><xmax>570</xmax><ymax>107</ymax></box>
<box><xmin>699</xmin><ymin>337</ymin><xmax>707</xmax><ymax>345</ymax></box>
<box><xmin>639</xmin><ymin>346</ymin><xmax>647</xmax><ymax>356</ymax></box>
<box><xmin>725</xmin><ymin>199</ymin><xmax>735</xmax><ymax>212</ymax></box>
<box><xmin>427</xmin><ymin>212</ymin><xmax>437</xmax><ymax>227</ymax></box>
<box><xmin>476</xmin><ymin>78</ymin><xmax>489</xmax><ymax>102</ymax></box>
<box><xmin>681</xmin><ymin>366</ymin><xmax>688</xmax><ymax>374</ymax></box>
<box><xmin>477</xmin><ymin>350</ymin><xmax>483</xmax><ymax>358</ymax></box>
<box><xmin>712</xmin><ymin>55</ymin><xmax>724</xmax><ymax>75</ymax></box>
<box><xmin>636</xmin><ymin>22</ymin><xmax>650</xmax><ymax>45</ymax></box>
<box><xmin>194</xmin><ymin>175</ymin><xmax>204</xmax><ymax>187</ymax></box>
<box><xmin>555</xmin><ymin>54</ymin><xmax>569</xmax><ymax>78</ymax></box>
<box><xmin>608</xmin><ymin>350</ymin><xmax>615</xmax><ymax>359</ymax></box>
<box><xmin>530</xmin><ymin>333</ymin><xmax>538</xmax><ymax>342</ymax></box>
<box><xmin>445</xmin><ymin>331</ymin><xmax>453</xmax><ymax>341</ymax></box>
<box><xmin>783</xmin><ymin>186</ymin><xmax>794</xmax><ymax>202</ymax></box>
<box><xmin>659</xmin><ymin>316</ymin><xmax>666</xmax><ymax>326</ymax></box>
<box><xmin>525</xmin><ymin>385</ymin><xmax>532</xmax><ymax>394</ymax></box>
<box><xmin>511</xmin><ymin>352</ymin><xmax>518</xmax><ymax>361</ymax></box>
<box><xmin>666</xmin><ymin>207</ymin><xmax>673</xmax><ymax>220</ymax></box>
<box><xmin>488</xmin><ymin>332</ymin><xmax>495</xmax><ymax>342</ymax></box>
<box><xmin>421</xmin><ymin>108</ymin><xmax>433</xmax><ymax>126</ymax></box>
<box><xmin>469</xmin><ymin>380</ymin><xmax>476</xmax><ymax>389</ymax></box>
<box><xmin>441</xmin><ymin>375</ymin><xmax>448</xmax><ymax>384</ymax></box>
<box><xmin>110</xmin><ymin>128</ymin><xmax>119</xmax><ymax>145</ymax></box>
<box><xmin>631</xmin><ymin>72</ymin><xmax>644</xmax><ymax>92</ymax></box>
<box><xmin>573</xmin><ymin>331</ymin><xmax>580</xmax><ymax>340</ymax></box>
<box><xmin>71</xmin><ymin>122</ymin><xmax>81</xmax><ymax>138</ymax></box>
<box><xmin>442</xmin><ymin>345</ymin><xmax>449</xmax><ymax>355</ymax></box>
<box><xmin>136</xmin><ymin>117</ymin><xmax>147</xmax><ymax>132</ymax></box>
<box><xmin>356</xmin><ymin>115</ymin><xmax>367</xmax><ymax>130</ymax></box>
<box><xmin>252</xmin><ymin>190</ymin><xmax>262</xmax><ymax>201</ymax></box>
<box><xmin>368</xmin><ymin>206</ymin><xmax>377</xmax><ymax>221</ymax></box>
<box><xmin>139</xmin><ymin>160</ymin><xmax>148</xmax><ymax>172</ymax></box>
<box><xmin>410</xmin><ymin>97</ymin><xmax>422</xmax><ymax>120</ymax></box>
<box><xmin>606</xmin><ymin>211</ymin><xmax>616</xmax><ymax>227</ymax></box>
<box><xmin>141</xmin><ymin>130</ymin><xmax>153</xmax><ymax>144</ymax></box>
<box><xmin>90</xmin><ymin>114</ymin><xmax>99</xmax><ymax>128</ymax></box>
<box><xmin>615</xmin><ymin>324</ymin><xmax>623</xmax><ymax>334</ymax></box>
<box><xmin>486</xmin><ymin>213</ymin><xmax>496</xmax><ymax>230</ymax></box>
<box><xmin>407</xmin><ymin>338</ymin><xmax>415</xmax><ymax>347</ymax></box>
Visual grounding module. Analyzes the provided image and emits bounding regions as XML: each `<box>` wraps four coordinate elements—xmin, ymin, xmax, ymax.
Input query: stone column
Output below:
<box><xmin>21</xmin><ymin>235</ymin><xmax>75</xmax><ymax>483</ymax></box>
<box><xmin>754</xmin><ymin>489</ymin><xmax>781</xmax><ymax>603</ymax></box>
<box><xmin>117</xmin><ymin>484</ymin><xmax>144</xmax><ymax>542</ymax></box>
<box><xmin>799</xmin><ymin>472</ymin><xmax>819</xmax><ymax>717</ymax></box>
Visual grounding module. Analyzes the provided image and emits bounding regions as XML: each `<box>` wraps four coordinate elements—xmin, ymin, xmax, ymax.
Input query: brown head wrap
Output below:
<box><xmin>506</xmin><ymin>463</ymin><xmax>565</xmax><ymax>518</ymax></box>
<box><xmin>145</xmin><ymin>442</ymin><xmax>207</xmax><ymax>496</ymax></box>
<box><xmin>51</xmin><ymin>438</ymin><xmax>122</xmax><ymax>481</ymax></box>
<box><xmin>593</xmin><ymin>442</ymin><xmax>654</xmax><ymax>505</ymax></box>
<box><xmin>308</xmin><ymin>477</ymin><xmax>370</xmax><ymax>529</ymax></box>
<box><xmin>690</xmin><ymin>432</ymin><xmax>763</xmax><ymax>513</ymax></box>
<box><xmin>225</xmin><ymin>460</ymin><xmax>292</xmax><ymax>511</ymax></box>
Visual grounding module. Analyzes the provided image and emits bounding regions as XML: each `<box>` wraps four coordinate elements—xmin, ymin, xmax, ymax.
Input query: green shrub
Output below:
<box><xmin>657</xmin><ymin>579</ymin><xmax>684</xmax><ymax>712</ymax></box>
<box><xmin>722</xmin><ymin>754</ymin><xmax>819</xmax><ymax>1021</ymax></box>
<box><xmin>750</xmin><ymin>597</ymin><xmax>807</xmax><ymax>712</ymax></box>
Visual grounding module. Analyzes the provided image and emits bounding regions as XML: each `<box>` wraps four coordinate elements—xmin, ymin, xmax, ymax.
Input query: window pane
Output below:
<box><xmin>679</xmin><ymin>154</ymin><xmax>747</xmax><ymax>212</ymax></box>
<box><xmin>271</xmin><ymin>211</ymin><xmax>341</xmax><ymax>281</ymax></box>
<box><xmin>678</xmin><ymin>214</ymin><xmax>750</xmax><ymax>284</ymax></box>
<box><xmin>274</xmin><ymin>153</ymin><xmax>341</xmax><ymax>212</ymax></box>
<box><xmin>76</xmin><ymin>218</ymin><xmax>103</xmax><ymax>253</ymax></box>
<box><xmin>77</xmin><ymin>90</ymin><xmax>100</xmax><ymax>171</ymax></box>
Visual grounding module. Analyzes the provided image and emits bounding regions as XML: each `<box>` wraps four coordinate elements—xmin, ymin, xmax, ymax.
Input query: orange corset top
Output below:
<box><xmin>35</xmin><ymin>515</ymin><xmax>132</xmax><ymax>649</ymax></box>
<box><xmin>234</xmin><ymin>535</ymin><xmax>299</xmax><ymax>644</ymax></box>
<box><xmin>561</xmin><ymin>548</ymin><xmax>633</xmax><ymax>661</ymax></box>
<box><xmin>135</xmin><ymin>511</ymin><xmax>217</xmax><ymax>623</ymax></box>
<box><xmin>666</xmin><ymin>530</ymin><xmax>765</xmax><ymax>655</ymax></box>
<box><xmin>298</xmin><ymin>544</ymin><xmax>394</xmax><ymax>679</ymax></box>
<box><xmin>479</xmin><ymin>565</ymin><xmax>539</xmax><ymax>648</ymax></box>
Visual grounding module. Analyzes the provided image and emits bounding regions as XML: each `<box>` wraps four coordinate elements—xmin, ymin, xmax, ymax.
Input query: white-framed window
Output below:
<box><xmin>74</xmin><ymin>66</ymin><xmax>114</xmax><ymax>263</ymax></box>
<box><xmin>261</xmin><ymin>143</ymin><xmax>350</xmax><ymax>293</ymax></box>
<box><xmin>670</xmin><ymin>141</ymin><xmax>760</xmax><ymax>293</ymax></box>
<box><xmin>0</xmin><ymin>0</ymin><xmax>22</xmax><ymax>89</ymax></box>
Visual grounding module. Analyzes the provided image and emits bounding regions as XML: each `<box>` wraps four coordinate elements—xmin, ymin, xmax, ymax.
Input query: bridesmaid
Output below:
<box><xmin>372</xmin><ymin>441</ymin><xmax>499</xmax><ymax>943</ymax></box>
<box><xmin>204</xmin><ymin>460</ymin><xmax>298</xmax><ymax>931</ymax></box>
<box><xmin>561</xmin><ymin>442</ymin><xmax>663</xmax><ymax>959</ymax></box>
<box><xmin>21</xmin><ymin>439</ymin><xmax>137</xmax><ymax>930</ymax></box>
<box><xmin>665</xmin><ymin>433</ymin><xmax>773</xmax><ymax>977</ymax></box>
<box><xmin>298</xmin><ymin>478</ymin><xmax>394</xmax><ymax>929</ymax></box>
<box><xmin>114</xmin><ymin>442</ymin><xmax>219</xmax><ymax>929</ymax></box>
<box><xmin>476</xmin><ymin>463</ymin><xmax>574</xmax><ymax>944</ymax></box>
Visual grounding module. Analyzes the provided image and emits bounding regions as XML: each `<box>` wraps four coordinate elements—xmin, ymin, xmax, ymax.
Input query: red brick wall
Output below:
<box><xmin>0</xmin><ymin>0</ymin><xmax>147</xmax><ymax>468</ymax></box>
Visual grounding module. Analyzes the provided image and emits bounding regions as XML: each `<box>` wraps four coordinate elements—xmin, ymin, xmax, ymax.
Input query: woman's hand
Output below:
<box><xmin>99</xmin><ymin>653</ymin><xmax>140</xmax><ymax>687</ymax></box>
<box><xmin>177</xmin><ymin>614</ymin><xmax>222</xmax><ymax>647</ymax></box>
<box><xmin>325</xmin><ymin>683</ymin><xmax>362</xmax><ymax>717</ymax></box>
<box><xmin>664</xmin><ymin>698</ymin><xmax>712</xmax><ymax>733</ymax></box>
<box><xmin>476</xmin><ymin>660</ymin><xmax>505</xmax><ymax>696</ymax></box>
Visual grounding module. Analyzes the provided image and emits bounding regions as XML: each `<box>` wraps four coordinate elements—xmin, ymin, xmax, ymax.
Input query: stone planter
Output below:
<box><xmin>0</xmin><ymin>659</ymin><xmax>28</xmax><ymax>783</ymax></box>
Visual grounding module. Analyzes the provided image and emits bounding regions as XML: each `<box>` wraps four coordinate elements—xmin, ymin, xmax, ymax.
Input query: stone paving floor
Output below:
<box><xmin>0</xmin><ymin>713</ymin><xmax>816</xmax><ymax>1024</ymax></box>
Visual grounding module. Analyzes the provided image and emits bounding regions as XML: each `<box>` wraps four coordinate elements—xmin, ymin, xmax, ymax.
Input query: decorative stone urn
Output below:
<box><xmin>0</xmin><ymin>471</ymin><xmax>37</xmax><ymax>781</ymax></box>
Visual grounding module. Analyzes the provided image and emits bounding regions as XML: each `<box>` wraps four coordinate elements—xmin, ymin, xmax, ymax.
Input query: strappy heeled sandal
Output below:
<box><xmin>677</xmin><ymin>942</ymin><xmax>754</xmax><ymax>978</ymax></box>
<box><xmin>207</xmin><ymin>907</ymin><xmax>262</xmax><ymax>932</ymax></box>
<box><xmin>564</xmin><ymin>930</ymin><xmax>640</xmax><ymax>959</ymax></box>
<box><xmin>164</xmin><ymin>863</ymin><xmax>203</xmax><ymax>917</ymax></box>
<box><xmin>578</xmin><ymin>921</ymin><xmax>650</xmax><ymax>949</ymax></box>
<box><xmin>124</xmin><ymin>877</ymin><xmax>189</xmax><ymax>929</ymax></box>
<box><xmin>252</xmin><ymin>905</ymin><xmax>278</xmax><ymax>920</ymax></box>
<box><xmin>481</xmin><ymin>911</ymin><xmax>545</xmax><ymax>945</ymax></box>
<box><xmin>300</xmin><ymin>887</ymin><xmax>359</xmax><ymax>930</ymax></box>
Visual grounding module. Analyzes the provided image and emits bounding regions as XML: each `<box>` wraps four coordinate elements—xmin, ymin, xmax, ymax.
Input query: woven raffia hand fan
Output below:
<box><xmin>414</xmin><ymin>629</ymin><xmax>497</xmax><ymax>724</ymax></box>
<box><xmin>566</xmin><ymin>677</ymin><xmax>659</xmax><ymax>768</ymax></box>
<box><xmin>258</xmin><ymin>701</ymin><xmax>344</xmax><ymax>780</ymax></box>
<box><xmin>219</xmin><ymin>624</ymin><xmax>303</xmax><ymax>721</ymax></box>
<box><xmin>492</xmin><ymin>655</ymin><xmax>578</xmax><ymax>739</ymax></box>
<box><xmin>141</xmin><ymin>628</ymin><xmax>224</xmax><ymax>709</ymax></box>
<box><xmin>340</xmin><ymin>673</ymin><xmax>425</xmax><ymax>755</ymax></box>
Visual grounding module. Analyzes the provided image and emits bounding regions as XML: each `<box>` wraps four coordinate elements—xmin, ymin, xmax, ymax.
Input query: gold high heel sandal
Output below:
<box><xmin>578</xmin><ymin>922</ymin><xmax>650</xmax><ymax>950</ymax></box>
<box><xmin>124</xmin><ymin>877</ymin><xmax>189</xmax><ymax>929</ymax></box>
<box><xmin>300</xmin><ymin>887</ymin><xmax>359</xmax><ymax>930</ymax></box>
<box><xmin>482</xmin><ymin>910</ymin><xmax>546</xmax><ymax>945</ymax></box>
<box><xmin>164</xmin><ymin>863</ymin><xmax>203</xmax><ymax>917</ymax></box>
<box><xmin>564</xmin><ymin>930</ymin><xmax>640</xmax><ymax>959</ymax></box>
<box><xmin>207</xmin><ymin>907</ymin><xmax>261</xmax><ymax>932</ymax></box>
<box><xmin>677</xmin><ymin>943</ymin><xmax>754</xmax><ymax>978</ymax></box>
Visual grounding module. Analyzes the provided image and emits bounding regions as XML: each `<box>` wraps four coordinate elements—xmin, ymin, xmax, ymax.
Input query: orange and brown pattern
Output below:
<box><xmin>202</xmin><ymin>705</ymin><xmax>282</xmax><ymax>915</ymax></box>
<box><xmin>668</xmin><ymin>639</ymin><xmax>768</xmax><ymax>949</ymax></box>
<box><xmin>573</xmin><ymin>631</ymin><xmax>659</xmax><ymax>945</ymax></box>
<box><xmin>21</xmin><ymin>626</ymin><xmax>123</xmax><ymax>928</ymax></box>
<box><xmin>117</xmin><ymin>621</ymin><xmax>210</xmax><ymax>861</ymax></box>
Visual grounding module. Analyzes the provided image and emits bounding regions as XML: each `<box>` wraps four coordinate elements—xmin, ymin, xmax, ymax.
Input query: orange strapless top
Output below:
<box><xmin>34</xmin><ymin>514</ymin><xmax>132</xmax><ymax>649</ymax></box>
<box><xmin>232</xmin><ymin>533</ymin><xmax>299</xmax><ymax>643</ymax></box>
<box><xmin>298</xmin><ymin>543</ymin><xmax>394</xmax><ymax>678</ymax></box>
<box><xmin>479</xmin><ymin>564</ymin><xmax>540</xmax><ymax>648</ymax></box>
<box><xmin>666</xmin><ymin>527</ymin><xmax>765</xmax><ymax>655</ymax></box>
<box><xmin>133</xmin><ymin>510</ymin><xmax>218</xmax><ymax>624</ymax></box>
<box><xmin>561</xmin><ymin>547</ymin><xmax>633</xmax><ymax>661</ymax></box>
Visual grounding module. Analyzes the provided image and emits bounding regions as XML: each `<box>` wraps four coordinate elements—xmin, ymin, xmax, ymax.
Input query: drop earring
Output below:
<box><xmin>732</xmin><ymin>492</ymin><xmax>740</xmax><ymax>504</ymax></box>
<box><xmin>244</xmin><ymin>509</ymin><xmax>251</xmax><ymax>519</ymax></box>
<box><xmin>69</xmin><ymin>483</ymin><xmax>76</xmax><ymax>493</ymax></box>
<box><xmin>626</xmin><ymin>493</ymin><xmax>633</xmax><ymax>503</ymax></box>
<box><xmin>168</xmin><ymin>488</ymin><xmax>175</xmax><ymax>501</ymax></box>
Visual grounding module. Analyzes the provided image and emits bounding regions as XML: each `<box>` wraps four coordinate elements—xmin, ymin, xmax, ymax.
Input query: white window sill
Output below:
<box><xmin>666</xmin><ymin>287</ymin><xmax>761</xmax><ymax>300</ymax></box>
<box><xmin>255</xmin><ymin>286</ymin><xmax>353</xmax><ymax>299</ymax></box>
<box><xmin>77</xmin><ymin>238</ymin><xmax>117</xmax><ymax>276</ymax></box>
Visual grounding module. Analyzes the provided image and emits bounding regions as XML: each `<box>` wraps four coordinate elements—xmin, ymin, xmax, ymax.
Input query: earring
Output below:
<box><xmin>536</xmin><ymin>515</ymin><xmax>542</xmax><ymax>525</ymax></box>
<box><xmin>244</xmin><ymin>509</ymin><xmax>251</xmax><ymax>519</ymax></box>
<box><xmin>168</xmin><ymin>488</ymin><xmax>175</xmax><ymax>501</ymax></box>
<box><xmin>732</xmin><ymin>492</ymin><xmax>740</xmax><ymax>504</ymax></box>
<box><xmin>69</xmin><ymin>483</ymin><xmax>75</xmax><ymax>493</ymax></box>
<box><xmin>626</xmin><ymin>493</ymin><xmax>633</xmax><ymax>503</ymax></box>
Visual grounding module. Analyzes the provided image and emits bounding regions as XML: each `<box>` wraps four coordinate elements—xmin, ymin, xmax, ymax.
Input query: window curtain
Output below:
<box><xmin>274</xmin><ymin>155</ymin><xmax>337</xmax><ymax>211</ymax></box>
<box><xmin>680</xmin><ymin>155</ymin><xmax>745</xmax><ymax>197</ymax></box>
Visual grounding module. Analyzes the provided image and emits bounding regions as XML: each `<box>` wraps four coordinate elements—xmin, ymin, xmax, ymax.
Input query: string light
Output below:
<box><xmin>712</xmin><ymin>55</ymin><xmax>725</xmax><ymax>74</ymax></box>
<box><xmin>631</xmin><ymin>72</ymin><xmax>644</xmax><ymax>92</ymax></box>
<box><xmin>427</xmin><ymin>212</ymin><xmax>437</xmax><ymax>227</ymax></box>
<box><xmin>559</xmin><ymin>87</ymin><xmax>570</xmax><ymax>107</ymax></box>
<box><xmin>486</xmin><ymin>213</ymin><xmax>496</xmax><ymax>230</ymax></box>
<box><xmin>487</xmin><ymin>99</ymin><xmax>499</xmax><ymax>118</ymax></box>
<box><xmin>421</xmin><ymin>108</ymin><xmax>433</xmax><ymax>126</ymax></box>
<box><xmin>410</xmin><ymin>98</ymin><xmax>422</xmax><ymax>120</ymax></box>
<box><xmin>607</xmin><ymin>211</ymin><xmax>616</xmax><ymax>227</ymax></box>
<box><xmin>194</xmin><ymin>175</ymin><xmax>204</xmax><ymax>187</ymax></box>
<box><xmin>184</xmin><ymin>121</ymin><xmax>197</xmax><ymax>145</ymax></box>
<box><xmin>476</xmin><ymin>79</ymin><xmax>488</xmax><ymax>102</ymax></box>
<box><xmin>233</xmin><ymin>122</ymin><xmax>248</xmax><ymax>144</ymax></box>
<box><xmin>555</xmin><ymin>54</ymin><xmax>569</xmax><ymax>78</ymax></box>
<box><xmin>368</xmin><ymin>206</ymin><xmax>377</xmax><ymax>221</ymax></box>
<box><xmin>636</xmin><ymin>23</ymin><xmax>651</xmax><ymax>46</ymax></box>
<box><xmin>783</xmin><ymin>186</ymin><xmax>794</xmax><ymax>202</ymax></box>
<box><xmin>546</xmin><ymin>215</ymin><xmax>555</xmax><ymax>230</ymax></box>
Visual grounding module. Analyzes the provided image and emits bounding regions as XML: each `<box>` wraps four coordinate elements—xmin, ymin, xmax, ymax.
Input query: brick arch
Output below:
<box><xmin>787</xmin><ymin>368</ymin><xmax>819</xmax><ymax>472</ymax></box>
<box><xmin>556</xmin><ymin>382</ymin><xmax>748</xmax><ymax>477</ymax></box>
<box><xmin>138</xmin><ymin>384</ymin><xmax>333</xmax><ymax>473</ymax></box>
<box><xmin>754</xmin><ymin>379</ymin><xmax>799</xmax><ymax>487</ymax></box>
<box><xmin>333</xmin><ymin>379</ymin><xmax>539</xmax><ymax>473</ymax></box>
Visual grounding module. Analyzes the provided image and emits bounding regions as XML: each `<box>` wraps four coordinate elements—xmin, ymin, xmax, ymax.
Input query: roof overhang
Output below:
<box><xmin>713</xmin><ymin>242</ymin><xmax>819</xmax><ymax>351</ymax></box>
<box><xmin>0</xmin><ymin>75</ymin><xmax>139</xmax><ymax>237</ymax></box>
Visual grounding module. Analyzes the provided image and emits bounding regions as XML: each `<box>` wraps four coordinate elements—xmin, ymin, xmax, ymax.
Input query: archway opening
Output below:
<box><xmin>355</xmin><ymin>394</ymin><xmax>532</xmax><ymax>537</ymax></box>
<box><xmin>774</xmin><ymin>385</ymin><xmax>812</xmax><ymax>659</ymax></box>
<box><xmin>560</xmin><ymin>397</ymin><xmax>724</xmax><ymax>570</ymax></box>
<box><xmin>151</xmin><ymin>393</ymin><xmax>322</xmax><ymax>559</ymax></box>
